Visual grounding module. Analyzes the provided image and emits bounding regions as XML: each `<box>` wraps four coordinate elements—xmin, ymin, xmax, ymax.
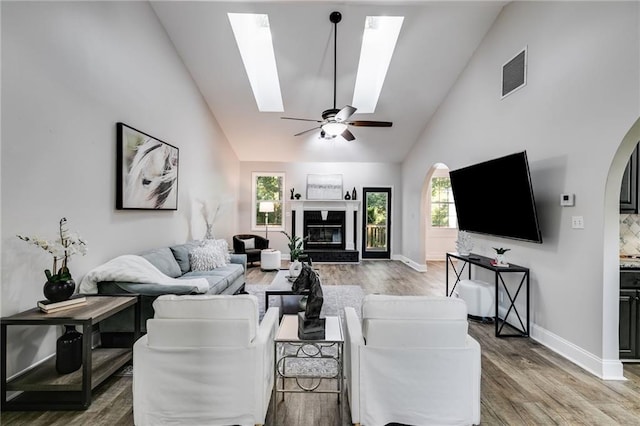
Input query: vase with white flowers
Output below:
<box><xmin>455</xmin><ymin>231</ymin><xmax>474</xmax><ymax>256</ymax></box>
<box><xmin>18</xmin><ymin>217</ymin><xmax>88</xmax><ymax>302</ymax></box>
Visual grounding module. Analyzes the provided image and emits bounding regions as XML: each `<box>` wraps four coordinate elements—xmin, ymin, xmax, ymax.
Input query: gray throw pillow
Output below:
<box><xmin>140</xmin><ymin>247</ymin><xmax>182</xmax><ymax>278</ymax></box>
<box><xmin>170</xmin><ymin>241</ymin><xmax>200</xmax><ymax>274</ymax></box>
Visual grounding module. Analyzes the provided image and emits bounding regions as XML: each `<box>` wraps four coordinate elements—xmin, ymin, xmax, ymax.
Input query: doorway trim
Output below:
<box><xmin>602</xmin><ymin>117</ymin><xmax>640</xmax><ymax>379</ymax></box>
<box><xmin>361</xmin><ymin>187</ymin><xmax>392</xmax><ymax>259</ymax></box>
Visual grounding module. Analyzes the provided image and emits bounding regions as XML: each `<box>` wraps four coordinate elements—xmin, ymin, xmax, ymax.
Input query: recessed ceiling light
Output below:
<box><xmin>352</xmin><ymin>16</ymin><xmax>404</xmax><ymax>114</ymax></box>
<box><xmin>228</xmin><ymin>13</ymin><xmax>283</xmax><ymax>112</ymax></box>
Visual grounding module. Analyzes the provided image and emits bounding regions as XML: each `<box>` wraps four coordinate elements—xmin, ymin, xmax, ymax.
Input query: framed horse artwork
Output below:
<box><xmin>116</xmin><ymin>122</ymin><xmax>179</xmax><ymax>210</ymax></box>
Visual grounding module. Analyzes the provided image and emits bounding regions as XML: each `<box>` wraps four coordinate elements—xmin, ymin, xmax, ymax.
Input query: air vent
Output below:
<box><xmin>501</xmin><ymin>47</ymin><xmax>527</xmax><ymax>98</ymax></box>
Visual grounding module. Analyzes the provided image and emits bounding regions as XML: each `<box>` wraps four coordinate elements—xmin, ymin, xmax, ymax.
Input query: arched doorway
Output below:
<box><xmin>421</xmin><ymin>163</ymin><xmax>458</xmax><ymax>263</ymax></box>
<box><xmin>603</xmin><ymin>117</ymin><xmax>640</xmax><ymax>379</ymax></box>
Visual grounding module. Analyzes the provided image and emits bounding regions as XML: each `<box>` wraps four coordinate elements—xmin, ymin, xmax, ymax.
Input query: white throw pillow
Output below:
<box><xmin>189</xmin><ymin>241</ymin><xmax>229</xmax><ymax>271</ymax></box>
<box><xmin>189</xmin><ymin>245</ymin><xmax>217</xmax><ymax>271</ymax></box>
<box><xmin>204</xmin><ymin>239</ymin><xmax>230</xmax><ymax>265</ymax></box>
<box><xmin>241</xmin><ymin>238</ymin><xmax>255</xmax><ymax>250</ymax></box>
<box><xmin>217</xmin><ymin>239</ymin><xmax>231</xmax><ymax>263</ymax></box>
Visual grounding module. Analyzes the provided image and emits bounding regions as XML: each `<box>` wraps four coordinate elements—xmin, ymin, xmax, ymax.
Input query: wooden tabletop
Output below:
<box><xmin>1</xmin><ymin>296</ymin><xmax>137</xmax><ymax>325</ymax></box>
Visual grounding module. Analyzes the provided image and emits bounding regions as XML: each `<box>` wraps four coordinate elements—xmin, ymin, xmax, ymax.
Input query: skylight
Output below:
<box><xmin>352</xmin><ymin>16</ymin><xmax>404</xmax><ymax>114</ymax></box>
<box><xmin>228</xmin><ymin>13</ymin><xmax>283</xmax><ymax>112</ymax></box>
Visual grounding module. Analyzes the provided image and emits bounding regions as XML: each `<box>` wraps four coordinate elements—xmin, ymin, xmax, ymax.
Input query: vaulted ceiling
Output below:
<box><xmin>151</xmin><ymin>1</ymin><xmax>506</xmax><ymax>163</ymax></box>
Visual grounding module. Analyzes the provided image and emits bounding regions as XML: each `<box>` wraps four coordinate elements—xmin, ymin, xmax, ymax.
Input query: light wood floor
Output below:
<box><xmin>3</xmin><ymin>261</ymin><xmax>640</xmax><ymax>425</ymax></box>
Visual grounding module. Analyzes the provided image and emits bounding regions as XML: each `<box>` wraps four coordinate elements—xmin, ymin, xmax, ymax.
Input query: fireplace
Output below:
<box><xmin>290</xmin><ymin>200</ymin><xmax>360</xmax><ymax>262</ymax></box>
<box><xmin>303</xmin><ymin>211</ymin><xmax>345</xmax><ymax>250</ymax></box>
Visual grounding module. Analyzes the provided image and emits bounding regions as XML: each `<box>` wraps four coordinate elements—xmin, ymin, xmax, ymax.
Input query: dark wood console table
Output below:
<box><xmin>446</xmin><ymin>252</ymin><xmax>530</xmax><ymax>338</ymax></box>
<box><xmin>1</xmin><ymin>295</ymin><xmax>140</xmax><ymax>410</ymax></box>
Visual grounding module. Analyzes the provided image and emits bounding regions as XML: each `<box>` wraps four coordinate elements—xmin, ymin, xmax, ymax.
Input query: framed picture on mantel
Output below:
<box><xmin>306</xmin><ymin>174</ymin><xmax>343</xmax><ymax>200</ymax></box>
<box><xmin>116</xmin><ymin>122</ymin><xmax>179</xmax><ymax>210</ymax></box>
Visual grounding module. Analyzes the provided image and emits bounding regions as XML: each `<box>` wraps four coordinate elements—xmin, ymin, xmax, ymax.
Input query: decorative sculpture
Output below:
<box><xmin>292</xmin><ymin>263</ymin><xmax>325</xmax><ymax>339</ymax></box>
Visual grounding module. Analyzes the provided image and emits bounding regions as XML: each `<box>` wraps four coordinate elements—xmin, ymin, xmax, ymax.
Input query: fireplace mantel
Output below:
<box><xmin>290</xmin><ymin>199</ymin><xmax>360</xmax><ymax>210</ymax></box>
<box><xmin>290</xmin><ymin>199</ymin><xmax>360</xmax><ymax>251</ymax></box>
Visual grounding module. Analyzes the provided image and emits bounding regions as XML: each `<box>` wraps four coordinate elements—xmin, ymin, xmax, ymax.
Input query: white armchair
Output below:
<box><xmin>344</xmin><ymin>295</ymin><xmax>481</xmax><ymax>426</ymax></box>
<box><xmin>133</xmin><ymin>294</ymin><xmax>279</xmax><ymax>426</ymax></box>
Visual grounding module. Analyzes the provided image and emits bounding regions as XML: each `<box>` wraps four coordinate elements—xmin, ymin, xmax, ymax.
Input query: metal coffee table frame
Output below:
<box><xmin>273</xmin><ymin>314</ymin><xmax>344</xmax><ymax>425</ymax></box>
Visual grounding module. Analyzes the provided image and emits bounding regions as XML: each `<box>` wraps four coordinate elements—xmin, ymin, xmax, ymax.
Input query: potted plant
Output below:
<box><xmin>492</xmin><ymin>247</ymin><xmax>510</xmax><ymax>266</ymax></box>
<box><xmin>281</xmin><ymin>231</ymin><xmax>308</xmax><ymax>277</ymax></box>
<box><xmin>18</xmin><ymin>217</ymin><xmax>88</xmax><ymax>302</ymax></box>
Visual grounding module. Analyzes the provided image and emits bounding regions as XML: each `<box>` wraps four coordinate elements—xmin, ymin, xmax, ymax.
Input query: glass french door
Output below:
<box><xmin>362</xmin><ymin>187</ymin><xmax>391</xmax><ymax>259</ymax></box>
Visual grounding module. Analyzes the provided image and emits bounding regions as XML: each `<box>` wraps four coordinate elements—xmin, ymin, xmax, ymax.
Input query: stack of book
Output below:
<box><xmin>38</xmin><ymin>295</ymin><xmax>87</xmax><ymax>313</ymax></box>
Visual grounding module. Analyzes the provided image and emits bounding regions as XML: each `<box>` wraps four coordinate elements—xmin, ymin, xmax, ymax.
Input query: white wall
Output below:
<box><xmin>1</xmin><ymin>2</ymin><xmax>239</xmax><ymax>377</ymax></box>
<box><xmin>239</xmin><ymin>161</ymin><xmax>402</xmax><ymax>259</ymax></box>
<box><xmin>402</xmin><ymin>1</ymin><xmax>639</xmax><ymax>377</ymax></box>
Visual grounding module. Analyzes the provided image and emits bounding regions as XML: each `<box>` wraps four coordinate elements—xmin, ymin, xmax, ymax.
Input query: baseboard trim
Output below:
<box><xmin>531</xmin><ymin>323</ymin><xmax>625</xmax><ymax>380</ymax></box>
<box><xmin>392</xmin><ymin>255</ymin><xmax>427</xmax><ymax>272</ymax></box>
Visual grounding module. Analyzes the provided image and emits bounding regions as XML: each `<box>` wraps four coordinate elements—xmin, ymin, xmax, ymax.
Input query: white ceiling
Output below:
<box><xmin>151</xmin><ymin>1</ymin><xmax>506</xmax><ymax>163</ymax></box>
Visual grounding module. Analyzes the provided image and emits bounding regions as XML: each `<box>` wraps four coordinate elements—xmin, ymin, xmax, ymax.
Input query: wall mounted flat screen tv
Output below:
<box><xmin>449</xmin><ymin>151</ymin><xmax>542</xmax><ymax>243</ymax></box>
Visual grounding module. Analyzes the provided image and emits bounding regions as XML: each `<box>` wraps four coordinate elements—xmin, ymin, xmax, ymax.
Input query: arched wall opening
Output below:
<box><xmin>603</xmin><ymin>116</ymin><xmax>640</xmax><ymax>377</ymax></box>
<box><xmin>420</xmin><ymin>162</ymin><xmax>458</xmax><ymax>265</ymax></box>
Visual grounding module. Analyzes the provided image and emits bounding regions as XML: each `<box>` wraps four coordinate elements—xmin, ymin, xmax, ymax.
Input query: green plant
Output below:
<box><xmin>493</xmin><ymin>247</ymin><xmax>511</xmax><ymax>255</ymax></box>
<box><xmin>280</xmin><ymin>230</ymin><xmax>308</xmax><ymax>261</ymax></box>
<box><xmin>18</xmin><ymin>217</ymin><xmax>88</xmax><ymax>282</ymax></box>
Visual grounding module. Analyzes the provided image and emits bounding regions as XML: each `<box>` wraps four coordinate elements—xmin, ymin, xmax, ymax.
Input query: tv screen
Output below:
<box><xmin>449</xmin><ymin>151</ymin><xmax>542</xmax><ymax>243</ymax></box>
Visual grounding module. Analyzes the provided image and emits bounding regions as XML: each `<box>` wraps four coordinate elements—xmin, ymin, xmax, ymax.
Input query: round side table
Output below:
<box><xmin>260</xmin><ymin>249</ymin><xmax>281</xmax><ymax>271</ymax></box>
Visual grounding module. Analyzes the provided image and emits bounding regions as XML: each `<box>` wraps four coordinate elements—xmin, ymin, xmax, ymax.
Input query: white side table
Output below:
<box><xmin>273</xmin><ymin>315</ymin><xmax>344</xmax><ymax>425</ymax></box>
<box><xmin>260</xmin><ymin>249</ymin><xmax>281</xmax><ymax>271</ymax></box>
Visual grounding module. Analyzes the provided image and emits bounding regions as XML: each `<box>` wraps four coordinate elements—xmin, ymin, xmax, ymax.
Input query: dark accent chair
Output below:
<box><xmin>233</xmin><ymin>234</ymin><xmax>269</xmax><ymax>266</ymax></box>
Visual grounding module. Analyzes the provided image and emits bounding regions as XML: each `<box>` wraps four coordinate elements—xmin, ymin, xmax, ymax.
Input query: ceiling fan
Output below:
<box><xmin>281</xmin><ymin>11</ymin><xmax>392</xmax><ymax>141</ymax></box>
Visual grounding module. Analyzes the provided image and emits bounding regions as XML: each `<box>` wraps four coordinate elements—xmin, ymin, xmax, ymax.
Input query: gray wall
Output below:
<box><xmin>401</xmin><ymin>1</ymin><xmax>639</xmax><ymax>377</ymax></box>
<box><xmin>239</xmin><ymin>161</ymin><xmax>402</xmax><ymax>258</ymax></box>
<box><xmin>1</xmin><ymin>2</ymin><xmax>240</xmax><ymax>377</ymax></box>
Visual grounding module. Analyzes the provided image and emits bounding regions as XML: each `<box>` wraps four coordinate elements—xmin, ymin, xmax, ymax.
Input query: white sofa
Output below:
<box><xmin>344</xmin><ymin>295</ymin><xmax>481</xmax><ymax>426</ymax></box>
<box><xmin>133</xmin><ymin>294</ymin><xmax>279</xmax><ymax>426</ymax></box>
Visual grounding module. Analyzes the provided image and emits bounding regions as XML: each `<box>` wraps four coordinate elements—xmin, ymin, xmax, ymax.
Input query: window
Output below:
<box><xmin>431</xmin><ymin>176</ymin><xmax>457</xmax><ymax>228</ymax></box>
<box><xmin>252</xmin><ymin>172</ymin><xmax>285</xmax><ymax>231</ymax></box>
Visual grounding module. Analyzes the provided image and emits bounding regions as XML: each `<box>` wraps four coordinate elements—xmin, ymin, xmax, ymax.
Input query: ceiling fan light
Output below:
<box><xmin>321</xmin><ymin>122</ymin><xmax>348</xmax><ymax>136</ymax></box>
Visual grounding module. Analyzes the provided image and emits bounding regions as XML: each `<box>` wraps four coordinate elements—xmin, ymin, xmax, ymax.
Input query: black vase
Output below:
<box><xmin>43</xmin><ymin>279</ymin><xmax>75</xmax><ymax>303</ymax></box>
<box><xmin>344</xmin><ymin>191</ymin><xmax>351</xmax><ymax>200</ymax></box>
<box><xmin>352</xmin><ymin>187</ymin><xmax>357</xmax><ymax>200</ymax></box>
<box><xmin>56</xmin><ymin>325</ymin><xmax>82</xmax><ymax>374</ymax></box>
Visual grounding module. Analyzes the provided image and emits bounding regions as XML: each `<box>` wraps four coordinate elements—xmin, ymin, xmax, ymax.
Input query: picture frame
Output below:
<box><xmin>116</xmin><ymin>122</ymin><xmax>179</xmax><ymax>210</ymax></box>
<box><xmin>306</xmin><ymin>174</ymin><xmax>343</xmax><ymax>200</ymax></box>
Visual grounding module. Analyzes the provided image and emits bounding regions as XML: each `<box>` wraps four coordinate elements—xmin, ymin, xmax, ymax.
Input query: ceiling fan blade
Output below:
<box><xmin>334</xmin><ymin>105</ymin><xmax>357</xmax><ymax>122</ymax></box>
<box><xmin>294</xmin><ymin>126</ymin><xmax>322</xmax><ymax>137</ymax></box>
<box><xmin>347</xmin><ymin>120</ymin><xmax>393</xmax><ymax>127</ymax></box>
<box><xmin>341</xmin><ymin>128</ymin><xmax>356</xmax><ymax>141</ymax></box>
<box><xmin>282</xmin><ymin>117</ymin><xmax>323</xmax><ymax>123</ymax></box>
